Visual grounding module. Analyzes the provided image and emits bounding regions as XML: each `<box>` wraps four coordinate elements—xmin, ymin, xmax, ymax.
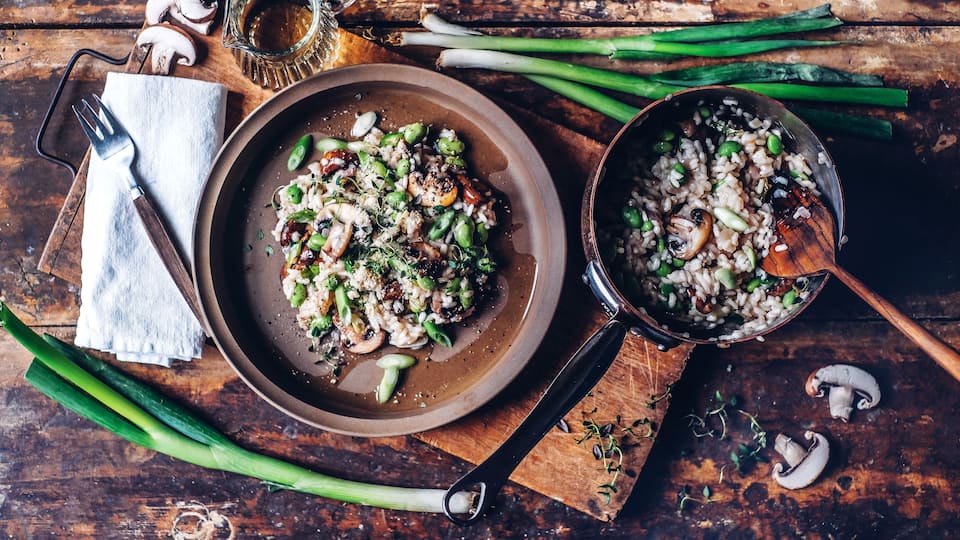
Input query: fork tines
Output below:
<box><xmin>72</xmin><ymin>94</ymin><xmax>116</xmax><ymax>142</ymax></box>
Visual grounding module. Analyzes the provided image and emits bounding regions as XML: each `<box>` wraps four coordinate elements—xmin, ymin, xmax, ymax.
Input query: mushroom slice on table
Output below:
<box><xmin>135</xmin><ymin>24</ymin><xmax>198</xmax><ymax>75</ymax></box>
<box><xmin>666</xmin><ymin>208</ymin><xmax>713</xmax><ymax>260</ymax></box>
<box><xmin>772</xmin><ymin>430</ymin><xmax>830</xmax><ymax>490</ymax></box>
<box><xmin>146</xmin><ymin>0</ymin><xmax>219</xmax><ymax>35</ymax></box>
<box><xmin>805</xmin><ymin>364</ymin><xmax>881</xmax><ymax>422</ymax></box>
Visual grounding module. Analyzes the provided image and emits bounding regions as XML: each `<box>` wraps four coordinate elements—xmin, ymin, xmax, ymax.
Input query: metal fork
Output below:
<box><xmin>73</xmin><ymin>95</ymin><xmax>207</xmax><ymax>331</ymax></box>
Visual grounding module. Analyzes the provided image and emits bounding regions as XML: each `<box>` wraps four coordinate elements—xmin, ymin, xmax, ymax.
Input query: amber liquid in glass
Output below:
<box><xmin>242</xmin><ymin>0</ymin><xmax>314</xmax><ymax>51</ymax></box>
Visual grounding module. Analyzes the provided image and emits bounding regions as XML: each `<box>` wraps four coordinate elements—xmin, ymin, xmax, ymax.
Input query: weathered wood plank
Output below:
<box><xmin>3</xmin><ymin>321</ymin><xmax>959</xmax><ymax>536</ymax></box>
<box><xmin>5</xmin><ymin>1</ymin><xmax>960</xmax><ymax>27</ymax></box>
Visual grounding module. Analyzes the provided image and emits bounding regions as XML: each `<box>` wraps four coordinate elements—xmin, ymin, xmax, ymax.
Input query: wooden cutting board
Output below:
<box><xmin>37</xmin><ymin>27</ymin><xmax>692</xmax><ymax>521</ymax></box>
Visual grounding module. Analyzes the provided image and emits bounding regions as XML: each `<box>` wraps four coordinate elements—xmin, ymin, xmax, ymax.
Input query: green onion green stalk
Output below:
<box><xmin>438</xmin><ymin>49</ymin><xmax>908</xmax><ymax>108</ymax></box>
<box><xmin>0</xmin><ymin>302</ymin><xmax>474</xmax><ymax>515</ymax></box>
<box><xmin>403</xmin><ymin>5</ymin><xmax>844</xmax><ymax>60</ymax></box>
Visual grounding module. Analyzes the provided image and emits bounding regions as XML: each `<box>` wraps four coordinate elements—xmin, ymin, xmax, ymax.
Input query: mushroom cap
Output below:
<box><xmin>666</xmin><ymin>208</ymin><xmax>713</xmax><ymax>261</ymax></box>
<box><xmin>135</xmin><ymin>24</ymin><xmax>198</xmax><ymax>67</ymax></box>
<box><xmin>176</xmin><ymin>0</ymin><xmax>218</xmax><ymax>23</ymax></box>
<box><xmin>772</xmin><ymin>430</ymin><xmax>830</xmax><ymax>490</ymax></box>
<box><xmin>145</xmin><ymin>0</ymin><xmax>179</xmax><ymax>24</ymax></box>
<box><xmin>805</xmin><ymin>364</ymin><xmax>881</xmax><ymax>410</ymax></box>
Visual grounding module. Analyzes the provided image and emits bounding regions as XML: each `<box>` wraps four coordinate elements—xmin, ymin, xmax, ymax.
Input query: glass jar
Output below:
<box><xmin>222</xmin><ymin>0</ymin><xmax>356</xmax><ymax>90</ymax></box>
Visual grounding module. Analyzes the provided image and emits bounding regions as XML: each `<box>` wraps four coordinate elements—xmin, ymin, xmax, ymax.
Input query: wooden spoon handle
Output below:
<box><xmin>830</xmin><ymin>264</ymin><xmax>960</xmax><ymax>383</ymax></box>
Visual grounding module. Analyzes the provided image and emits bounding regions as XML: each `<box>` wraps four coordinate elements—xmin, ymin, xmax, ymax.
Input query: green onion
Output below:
<box><xmin>287</xmin><ymin>134</ymin><xmax>313</xmax><ymax>171</ymax></box>
<box><xmin>403</xmin><ymin>5</ymin><xmax>843</xmax><ymax>59</ymax></box>
<box><xmin>423</xmin><ymin>320</ymin><xmax>453</xmax><ymax>347</ymax></box>
<box><xmin>789</xmin><ymin>105</ymin><xmax>894</xmax><ymax>140</ymax></box>
<box><xmin>0</xmin><ymin>303</ymin><xmax>475</xmax><ymax>514</ymax></box>
<box><xmin>439</xmin><ymin>50</ymin><xmax>908</xmax><ymax>108</ymax></box>
<box><xmin>335</xmin><ymin>285</ymin><xmax>351</xmax><ymax>321</ymax></box>
<box><xmin>650</xmin><ymin>62</ymin><xmax>883</xmax><ymax>87</ymax></box>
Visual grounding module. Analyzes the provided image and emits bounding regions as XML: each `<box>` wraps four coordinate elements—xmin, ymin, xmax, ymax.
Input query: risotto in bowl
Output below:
<box><xmin>584</xmin><ymin>87</ymin><xmax>845</xmax><ymax>346</ymax></box>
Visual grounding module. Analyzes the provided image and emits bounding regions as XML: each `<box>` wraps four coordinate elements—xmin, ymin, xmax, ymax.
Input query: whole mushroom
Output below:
<box><xmin>805</xmin><ymin>364</ymin><xmax>881</xmax><ymax>422</ymax></box>
<box><xmin>772</xmin><ymin>430</ymin><xmax>830</xmax><ymax>490</ymax></box>
<box><xmin>146</xmin><ymin>0</ymin><xmax>219</xmax><ymax>35</ymax></box>
<box><xmin>666</xmin><ymin>208</ymin><xmax>713</xmax><ymax>260</ymax></box>
<box><xmin>135</xmin><ymin>24</ymin><xmax>198</xmax><ymax>75</ymax></box>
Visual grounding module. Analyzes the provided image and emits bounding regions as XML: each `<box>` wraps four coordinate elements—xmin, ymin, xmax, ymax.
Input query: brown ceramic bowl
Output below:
<box><xmin>194</xmin><ymin>64</ymin><xmax>565</xmax><ymax>437</ymax></box>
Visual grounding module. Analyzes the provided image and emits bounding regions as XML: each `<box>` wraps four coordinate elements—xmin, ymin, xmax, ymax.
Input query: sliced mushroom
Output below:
<box><xmin>135</xmin><ymin>24</ymin><xmax>198</xmax><ymax>75</ymax></box>
<box><xmin>314</xmin><ymin>203</ymin><xmax>371</xmax><ymax>261</ymax></box>
<box><xmin>666</xmin><ymin>208</ymin><xmax>713</xmax><ymax>260</ymax></box>
<box><xmin>146</xmin><ymin>0</ymin><xmax>218</xmax><ymax>35</ymax></box>
<box><xmin>772</xmin><ymin>431</ymin><xmax>830</xmax><ymax>490</ymax></box>
<box><xmin>334</xmin><ymin>314</ymin><xmax>386</xmax><ymax>354</ymax></box>
<box><xmin>407</xmin><ymin>171</ymin><xmax>458</xmax><ymax>207</ymax></box>
<box><xmin>456</xmin><ymin>173</ymin><xmax>488</xmax><ymax>206</ymax></box>
<box><xmin>805</xmin><ymin>364</ymin><xmax>881</xmax><ymax>422</ymax></box>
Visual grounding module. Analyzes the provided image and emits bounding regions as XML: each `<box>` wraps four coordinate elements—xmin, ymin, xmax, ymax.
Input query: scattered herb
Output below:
<box><xmin>646</xmin><ymin>383</ymin><xmax>674</xmax><ymax>409</ymax></box>
<box><xmin>684</xmin><ymin>390</ymin><xmax>769</xmax><ymax>481</ymax></box>
<box><xmin>676</xmin><ymin>485</ymin><xmax>713</xmax><ymax>515</ymax></box>
<box><xmin>264</xmin><ymin>244</ymin><xmax>274</xmax><ymax>257</ymax></box>
<box><xmin>575</xmin><ymin>416</ymin><xmax>656</xmax><ymax>504</ymax></box>
<box><xmin>256</xmin><ymin>228</ymin><xmax>264</xmax><ymax>240</ymax></box>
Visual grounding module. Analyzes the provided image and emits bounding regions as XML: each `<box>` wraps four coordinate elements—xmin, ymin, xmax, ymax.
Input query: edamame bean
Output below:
<box><xmin>640</xmin><ymin>220</ymin><xmax>655</xmax><ymax>232</ymax></box>
<box><xmin>323</xmin><ymin>276</ymin><xmax>338</xmax><ymax>290</ymax></box>
<box><xmin>417</xmin><ymin>275</ymin><xmax>437</xmax><ymax>291</ymax></box>
<box><xmin>453</xmin><ymin>214</ymin><xmax>475</xmax><ymax>248</ymax></box>
<box><xmin>660</xmin><ymin>283</ymin><xmax>675</xmax><ymax>296</ymax></box>
<box><xmin>306</xmin><ymin>233</ymin><xmax>326</xmax><ymax>251</ymax></box>
<box><xmin>459</xmin><ymin>286</ymin><xmax>474</xmax><ymax>309</ymax></box>
<box><xmin>287</xmin><ymin>134</ymin><xmax>312</xmax><ymax>171</ymax></box>
<box><xmin>290</xmin><ymin>283</ymin><xmax>307</xmax><ymax>307</ymax></box>
<box><xmin>671</xmin><ymin>258</ymin><xmax>685</xmax><ymax>268</ymax></box>
<box><xmin>395</xmin><ymin>158</ymin><xmax>411</xmax><ymax>177</ymax></box>
<box><xmin>423</xmin><ymin>320</ymin><xmax>453</xmax><ymax>347</ymax></box>
<box><xmin>428</xmin><ymin>210</ymin><xmax>456</xmax><ymax>240</ymax></box>
<box><xmin>656</xmin><ymin>238</ymin><xmax>666</xmax><ymax>253</ymax></box>
<box><xmin>656</xmin><ymin>263</ymin><xmax>672</xmax><ymax>277</ymax></box>
<box><xmin>476</xmin><ymin>222</ymin><xmax>489</xmax><ymax>244</ymax></box>
<box><xmin>714</xmin><ymin>268</ymin><xmax>737</xmax><ymax>289</ymax></box>
<box><xmin>400</xmin><ymin>122</ymin><xmax>427</xmax><ymax>144</ymax></box>
<box><xmin>659</xmin><ymin>130</ymin><xmax>676</xmax><ymax>142</ymax></box>
<box><xmin>766</xmin><ymin>133</ymin><xmax>783</xmax><ymax>155</ymax></box>
<box><xmin>717</xmin><ymin>141</ymin><xmax>743</xmax><ymax>158</ymax></box>
<box><xmin>653</xmin><ymin>141</ymin><xmax>673</xmax><ymax>154</ymax></box>
<box><xmin>385</xmin><ymin>190</ymin><xmax>408</xmax><ymax>208</ymax></box>
<box><xmin>369</xmin><ymin>159</ymin><xmax>389</xmax><ymax>179</ymax></box>
<box><xmin>698</xmin><ymin>106</ymin><xmax>712</xmax><ymax>119</ymax></box>
<box><xmin>782</xmin><ymin>288</ymin><xmax>798</xmax><ymax>307</ymax></box>
<box><xmin>621</xmin><ymin>206</ymin><xmax>643</xmax><ymax>228</ymax></box>
<box><xmin>285</xmin><ymin>184</ymin><xmax>303</xmax><ymax>204</ymax></box>
<box><xmin>445</xmin><ymin>277</ymin><xmax>461</xmax><ymax>293</ymax></box>
<box><xmin>335</xmin><ymin>285</ymin><xmax>351</xmax><ymax>321</ymax></box>
<box><xmin>445</xmin><ymin>156</ymin><xmax>466</xmax><ymax>169</ymax></box>
<box><xmin>379</xmin><ymin>132</ymin><xmax>402</xmax><ymax>147</ymax></box>
<box><xmin>437</xmin><ymin>137</ymin><xmax>465</xmax><ymax>156</ymax></box>
<box><xmin>745</xmin><ymin>277</ymin><xmax>763</xmax><ymax>293</ymax></box>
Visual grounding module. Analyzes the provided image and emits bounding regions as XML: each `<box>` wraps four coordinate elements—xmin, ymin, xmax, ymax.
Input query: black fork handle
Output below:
<box><xmin>35</xmin><ymin>48</ymin><xmax>130</xmax><ymax>178</ymax></box>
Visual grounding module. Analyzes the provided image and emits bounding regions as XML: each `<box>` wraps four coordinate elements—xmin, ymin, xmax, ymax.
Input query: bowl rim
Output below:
<box><xmin>193</xmin><ymin>63</ymin><xmax>566</xmax><ymax>436</ymax></box>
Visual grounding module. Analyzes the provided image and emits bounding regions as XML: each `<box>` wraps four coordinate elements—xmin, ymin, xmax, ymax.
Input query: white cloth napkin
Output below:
<box><xmin>75</xmin><ymin>72</ymin><xmax>227</xmax><ymax>366</ymax></box>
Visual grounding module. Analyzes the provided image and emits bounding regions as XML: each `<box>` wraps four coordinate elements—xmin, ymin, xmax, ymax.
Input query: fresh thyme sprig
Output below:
<box><xmin>685</xmin><ymin>390</ymin><xmax>769</xmax><ymax>481</ymax></box>
<box><xmin>575</xmin><ymin>415</ymin><xmax>657</xmax><ymax>504</ymax></box>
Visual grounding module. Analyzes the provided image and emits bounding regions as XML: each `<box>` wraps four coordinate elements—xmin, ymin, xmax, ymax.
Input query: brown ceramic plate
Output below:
<box><xmin>194</xmin><ymin>64</ymin><xmax>565</xmax><ymax>437</ymax></box>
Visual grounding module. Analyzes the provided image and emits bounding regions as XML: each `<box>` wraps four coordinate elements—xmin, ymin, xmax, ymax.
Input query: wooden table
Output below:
<box><xmin>3</xmin><ymin>1</ymin><xmax>960</xmax><ymax>537</ymax></box>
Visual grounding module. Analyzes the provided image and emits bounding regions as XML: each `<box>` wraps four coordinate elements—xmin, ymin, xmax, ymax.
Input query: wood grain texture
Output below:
<box><xmin>4</xmin><ymin>3</ymin><xmax>960</xmax><ymax>536</ymax></box>
<box><xmin>4</xmin><ymin>1</ymin><xmax>960</xmax><ymax>26</ymax></box>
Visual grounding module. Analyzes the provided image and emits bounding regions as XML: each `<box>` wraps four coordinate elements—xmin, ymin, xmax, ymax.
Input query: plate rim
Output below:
<box><xmin>193</xmin><ymin>63</ymin><xmax>567</xmax><ymax>436</ymax></box>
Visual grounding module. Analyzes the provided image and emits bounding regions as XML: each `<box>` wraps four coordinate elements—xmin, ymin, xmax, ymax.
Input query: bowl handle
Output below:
<box><xmin>442</xmin><ymin>317</ymin><xmax>628</xmax><ymax>525</ymax></box>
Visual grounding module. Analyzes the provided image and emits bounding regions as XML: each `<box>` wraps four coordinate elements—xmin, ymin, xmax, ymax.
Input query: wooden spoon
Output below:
<box><xmin>761</xmin><ymin>184</ymin><xmax>960</xmax><ymax>383</ymax></box>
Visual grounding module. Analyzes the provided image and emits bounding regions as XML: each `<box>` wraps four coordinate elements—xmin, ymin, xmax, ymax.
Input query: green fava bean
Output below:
<box><xmin>437</xmin><ymin>137</ymin><xmax>465</xmax><ymax>156</ymax></box>
<box><xmin>453</xmin><ymin>215</ymin><xmax>475</xmax><ymax>248</ymax></box>
<box><xmin>290</xmin><ymin>283</ymin><xmax>307</xmax><ymax>307</ymax></box>
<box><xmin>653</xmin><ymin>141</ymin><xmax>673</xmax><ymax>154</ymax></box>
<box><xmin>717</xmin><ymin>141</ymin><xmax>743</xmax><ymax>157</ymax></box>
<box><xmin>306</xmin><ymin>233</ymin><xmax>326</xmax><ymax>251</ymax></box>
<box><xmin>385</xmin><ymin>190</ymin><xmax>408</xmax><ymax>208</ymax></box>
<box><xmin>400</xmin><ymin>122</ymin><xmax>426</xmax><ymax>144</ymax></box>
<box><xmin>395</xmin><ymin>158</ymin><xmax>411</xmax><ymax>177</ymax></box>
<box><xmin>476</xmin><ymin>222</ymin><xmax>489</xmax><ymax>244</ymax></box>
<box><xmin>287</xmin><ymin>134</ymin><xmax>312</xmax><ymax>171</ymax></box>
<box><xmin>416</xmin><ymin>275</ymin><xmax>437</xmax><ymax>291</ymax></box>
<box><xmin>621</xmin><ymin>206</ymin><xmax>643</xmax><ymax>228</ymax></box>
<box><xmin>379</xmin><ymin>132</ymin><xmax>402</xmax><ymax>147</ymax></box>
<box><xmin>285</xmin><ymin>184</ymin><xmax>303</xmax><ymax>204</ymax></box>
<box><xmin>369</xmin><ymin>159</ymin><xmax>389</xmax><ymax>179</ymax></box>
<box><xmin>767</xmin><ymin>133</ymin><xmax>783</xmax><ymax>155</ymax></box>
<box><xmin>445</xmin><ymin>156</ymin><xmax>466</xmax><ymax>169</ymax></box>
